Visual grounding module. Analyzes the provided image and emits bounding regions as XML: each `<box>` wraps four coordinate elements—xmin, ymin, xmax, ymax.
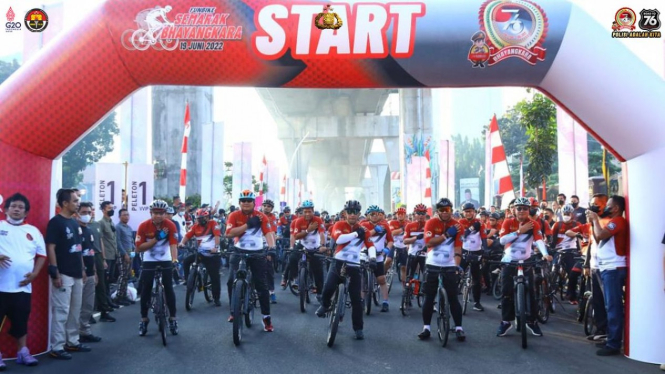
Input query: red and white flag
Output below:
<box><xmin>258</xmin><ymin>155</ymin><xmax>267</xmax><ymax>196</ymax></box>
<box><xmin>280</xmin><ymin>175</ymin><xmax>286</xmax><ymax>202</ymax></box>
<box><xmin>424</xmin><ymin>149</ymin><xmax>432</xmax><ymax>199</ymax></box>
<box><xmin>488</xmin><ymin>115</ymin><xmax>516</xmax><ymax>208</ymax></box>
<box><xmin>179</xmin><ymin>101</ymin><xmax>191</xmax><ymax>200</ymax></box>
<box><xmin>519</xmin><ymin>154</ymin><xmax>525</xmax><ymax>197</ymax></box>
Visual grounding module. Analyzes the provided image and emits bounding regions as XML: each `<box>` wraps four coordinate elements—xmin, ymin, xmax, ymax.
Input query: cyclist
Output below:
<box><xmin>403</xmin><ymin>204</ymin><xmax>428</xmax><ymax>285</ymax></box>
<box><xmin>315</xmin><ymin>200</ymin><xmax>377</xmax><ymax>340</ymax></box>
<box><xmin>179</xmin><ymin>209</ymin><xmax>222</xmax><ymax>306</ymax></box>
<box><xmin>496</xmin><ymin>197</ymin><xmax>553</xmax><ymax>338</ymax></box>
<box><xmin>360</xmin><ymin>205</ymin><xmax>394</xmax><ymax>312</ymax></box>
<box><xmin>225</xmin><ymin>190</ymin><xmax>276</xmax><ymax>332</ymax></box>
<box><xmin>419</xmin><ymin>198</ymin><xmax>466</xmax><ymax>341</ymax></box>
<box><xmin>550</xmin><ymin>204</ymin><xmax>583</xmax><ymax>304</ymax></box>
<box><xmin>135</xmin><ymin>200</ymin><xmax>179</xmax><ymax>336</ymax></box>
<box><xmin>280</xmin><ymin>206</ymin><xmax>304</xmax><ymax>288</ymax></box>
<box><xmin>458</xmin><ymin>202</ymin><xmax>488</xmax><ymax>312</ymax></box>
<box><xmin>289</xmin><ymin>200</ymin><xmax>327</xmax><ymax>301</ymax></box>
<box><xmin>142</xmin><ymin>5</ymin><xmax>173</xmax><ymax>44</ymax></box>
<box><xmin>529</xmin><ymin>199</ymin><xmax>552</xmax><ymax>242</ymax></box>
<box><xmin>388</xmin><ymin>207</ymin><xmax>409</xmax><ymax>284</ymax></box>
<box><xmin>261</xmin><ymin>199</ymin><xmax>279</xmax><ymax>303</ymax></box>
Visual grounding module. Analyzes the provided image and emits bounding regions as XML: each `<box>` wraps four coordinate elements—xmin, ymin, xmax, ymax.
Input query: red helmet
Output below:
<box><xmin>396</xmin><ymin>207</ymin><xmax>406</xmax><ymax>214</ymax></box>
<box><xmin>528</xmin><ymin>197</ymin><xmax>539</xmax><ymax>207</ymax></box>
<box><xmin>414</xmin><ymin>204</ymin><xmax>427</xmax><ymax>213</ymax></box>
<box><xmin>195</xmin><ymin>208</ymin><xmax>210</xmax><ymax>218</ymax></box>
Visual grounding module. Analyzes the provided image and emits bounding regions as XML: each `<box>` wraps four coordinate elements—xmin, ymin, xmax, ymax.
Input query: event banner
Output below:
<box><xmin>126</xmin><ymin>163</ymin><xmax>154</xmax><ymax>230</ymax></box>
<box><xmin>93</xmin><ymin>163</ymin><xmax>124</xmax><ymax>217</ymax></box>
<box><xmin>459</xmin><ymin>178</ymin><xmax>480</xmax><ymax>210</ymax></box>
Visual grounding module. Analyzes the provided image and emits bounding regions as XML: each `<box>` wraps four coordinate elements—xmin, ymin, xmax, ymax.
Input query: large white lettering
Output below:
<box><xmin>253</xmin><ymin>4</ymin><xmax>288</xmax><ymax>57</ymax></box>
<box><xmin>353</xmin><ymin>4</ymin><xmax>388</xmax><ymax>56</ymax></box>
<box><xmin>389</xmin><ymin>3</ymin><xmax>425</xmax><ymax>56</ymax></box>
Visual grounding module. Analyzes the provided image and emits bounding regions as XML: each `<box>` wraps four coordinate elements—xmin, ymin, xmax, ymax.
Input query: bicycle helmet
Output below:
<box><xmin>461</xmin><ymin>202</ymin><xmax>475</xmax><ymax>211</ymax></box>
<box><xmin>166</xmin><ymin>206</ymin><xmax>175</xmax><ymax>214</ymax></box>
<box><xmin>366</xmin><ymin>205</ymin><xmax>381</xmax><ymax>215</ymax></box>
<box><xmin>344</xmin><ymin>200</ymin><xmax>361</xmax><ymax>211</ymax></box>
<box><xmin>436</xmin><ymin>198</ymin><xmax>453</xmax><ymax>208</ymax></box>
<box><xmin>263</xmin><ymin>199</ymin><xmax>274</xmax><ymax>208</ymax></box>
<box><xmin>396</xmin><ymin>207</ymin><xmax>407</xmax><ymax>214</ymax></box>
<box><xmin>302</xmin><ymin>200</ymin><xmax>314</xmax><ymax>209</ymax></box>
<box><xmin>195</xmin><ymin>208</ymin><xmax>210</xmax><ymax>218</ymax></box>
<box><xmin>283</xmin><ymin>206</ymin><xmax>291</xmax><ymax>213</ymax></box>
<box><xmin>150</xmin><ymin>199</ymin><xmax>169</xmax><ymax>211</ymax></box>
<box><xmin>514</xmin><ymin>197</ymin><xmax>530</xmax><ymax>206</ymax></box>
<box><xmin>238</xmin><ymin>189</ymin><xmax>255</xmax><ymax>200</ymax></box>
<box><xmin>479</xmin><ymin>210</ymin><xmax>489</xmax><ymax>216</ymax></box>
<box><xmin>528</xmin><ymin>197</ymin><xmax>539</xmax><ymax>207</ymax></box>
<box><xmin>562</xmin><ymin>204</ymin><xmax>575</xmax><ymax>214</ymax></box>
<box><xmin>314</xmin><ymin>211</ymin><xmax>320</xmax><ymax>217</ymax></box>
<box><xmin>414</xmin><ymin>204</ymin><xmax>427</xmax><ymax>213</ymax></box>
<box><xmin>321</xmin><ymin>210</ymin><xmax>329</xmax><ymax>216</ymax></box>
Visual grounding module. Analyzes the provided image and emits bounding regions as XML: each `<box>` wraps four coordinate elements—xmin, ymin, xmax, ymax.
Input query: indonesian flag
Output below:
<box><xmin>179</xmin><ymin>101</ymin><xmax>191</xmax><ymax>200</ymax></box>
<box><xmin>259</xmin><ymin>155</ymin><xmax>267</xmax><ymax>196</ymax></box>
<box><xmin>489</xmin><ymin>115</ymin><xmax>516</xmax><ymax>208</ymax></box>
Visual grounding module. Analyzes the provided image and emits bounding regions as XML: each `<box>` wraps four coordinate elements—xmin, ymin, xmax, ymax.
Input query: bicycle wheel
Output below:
<box><xmin>185</xmin><ymin>269</ymin><xmax>196</xmax><ymax>311</ymax></box>
<box><xmin>386</xmin><ymin>268</ymin><xmax>394</xmax><ymax>295</ymax></box>
<box><xmin>583</xmin><ymin>295</ymin><xmax>595</xmax><ymax>336</ymax></box>
<box><xmin>462</xmin><ymin>274</ymin><xmax>470</xmax><ymax>315</ymax></box>
<box><xmin>364</xmin><ymin>270</ymin><xmax>373</xmax><ymax>315</ymax></box>
<box><xmin>537</xmin><ymin>280</ymin><xmax>550</xmax><ymax>324</ymax></box>
<box><xmin>288</xmin><ymin>279</ymin><xmax>299</xmax><ymax>296</ymax></box>
<box><xmin>131</xmin><ymin>29</ymin><xmax>151</xmax><ymax>51</ymax></box>
<box><xmin>202</xmin><ymin>270</ymin><xmax>212</xmax><ymax>302</ymax></box>
<box><xmin>232</xmin><ymin>281</ymin><xmax>244</xmax><ymax>346</ymax></box>
<box><xmin>155</xmin><ymin>285</ymin><xmax>167</xmax><ymax>346</ymax></box>
<box><xmin>516</xmin><ymin>282</ymin><xmax>527</xmax><ymax>349</ymax></box>
<box><xmin>299</xmin><ymin>267</ymin><xmax>308</xmax><ymax>313</ymax></box>
<box><xmin>436</xmin><ymin>286</ymin><xmax>451</xmax><ymax>347</ymax></box>
<box><xmin>326</xmin><ymin>284</ymin><xmax>343</xmax><ymax>347</ymax></box>
<box><xmin>492</xmin><ymin>273</ymin><xmax>503</xmax><ymax>300</ymax></box>
<box><xmin>245</xmin><ymin>286</ymin><xmax>254</xmax><ymax>328</ymax></box>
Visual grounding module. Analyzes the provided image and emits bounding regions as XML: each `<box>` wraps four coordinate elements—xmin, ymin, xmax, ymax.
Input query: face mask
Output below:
<box><xmin>544</xmin><ymin>215</ymin><xmax>551</xmax><ymax>221</ymax></box>
<box><xmin>557</xmin><ymin>199</ymin><xmax>564</xmax><ymax>205</ymax></box>
<box><xmin>571</xmin><ymin>202</ymin><xmax>579</xmax><ymax>208</ymax></box>
<box><xmin>600</xmin><ymin>206</ymin><xmax>613</xmax><ymax>218</ymax></box>
<box><xmin>529</xmin><ymin>208</ymin><xmax>539</xmax><ymax>217</ymax></box>
<box><xmin>562</xmin><ymin>216</ymin><xmax>571</xmax><ymax>223</ymax></box>
<box><xmin>107</xmin><ymin>209</ymin><xmax>115</xmax><ymax>217</ymax></box>
<box><xmin>79</xmin><ymin>214</ymin><xmax>92</xmax><ymax>224</ymax></box>
<box><xmin>178</xmin><ymin>211</ymin><xmax>184</xmax><ymax>217</ymax></box>
<box><xmin>7</xmin><ymin>217</ymin><xmax>24</xmax><ymax>225</ymax></box>
<box><xmin>588</xmin><ymin>205</ymin><xmax>600</xmax><ymax>213</ymax></box>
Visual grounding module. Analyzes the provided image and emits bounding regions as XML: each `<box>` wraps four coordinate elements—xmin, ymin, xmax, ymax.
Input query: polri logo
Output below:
<box><xmin>612</xmin><ymin>7</ymin><xmax>661</xmax><ymax>38</ymax></box>
<box><xmin>6</xmin><ymin>7</ymin><xmax>21</xmax><ymax>32</ymax></box>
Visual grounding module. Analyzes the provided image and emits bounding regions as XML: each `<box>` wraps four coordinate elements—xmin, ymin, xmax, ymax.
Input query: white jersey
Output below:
<box><xmin>425</xmin><ymin>235</ymin><xmax>457</xmax><ymax>268</ymax></box>
<box><xmin>0</xmin><ymin>221</ymin><xmax>47</xmax><ymax>293</ymax></box>
<box><xmin>462</xmin><ymin>230</ymin><xmax>482</xmax><ymax>251</ymax></box>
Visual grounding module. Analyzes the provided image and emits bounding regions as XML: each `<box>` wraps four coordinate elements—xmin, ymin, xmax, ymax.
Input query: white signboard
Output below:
<box><xmin>93</xmin><ymin>163</ymin><xmax>124</xmax><ymax>220</ymax></box>
<box><xmin>127</xmin><ymin>164</ymin><xmax>154</xmax><ymax>231</ymax></box>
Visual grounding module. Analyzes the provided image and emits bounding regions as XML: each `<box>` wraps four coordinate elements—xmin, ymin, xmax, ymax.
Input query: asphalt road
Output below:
<box><xmin>2</xmin><ymin>269</ymin><xmax>659</xmax><ymax>374</ymax></box>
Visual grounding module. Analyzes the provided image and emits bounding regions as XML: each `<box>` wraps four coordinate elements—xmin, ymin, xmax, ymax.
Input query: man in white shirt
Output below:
<box><xmin>0</xmin><ymin>193</ymin><xmax>47</xmax><ymax>368</ymax></box>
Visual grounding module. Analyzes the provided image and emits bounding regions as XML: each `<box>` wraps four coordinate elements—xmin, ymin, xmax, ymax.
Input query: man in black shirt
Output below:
<box><xmin>77</xmin><ymin>202</ymin><xmax>103</xmax><ymax>343</ymax></box>
<box><xmin>570</xmin><ymin>195</ymin><xmax>587</xmax><ymax>225</ymax></box>
<box><xmin>46</xmin><ymin>189</ymin><xmax>92</xmax><ymax>360</ymax></box>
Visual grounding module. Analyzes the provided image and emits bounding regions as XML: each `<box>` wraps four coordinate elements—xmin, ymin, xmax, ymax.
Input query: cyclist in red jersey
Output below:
<box><xmin>261</xmin><ymin>199</ymin><xmax>279</xmax><ymax>303</ymax></box>
<box><xmin>404</xmin><ymin>204</ymin><xmax>429</xmax><ymax>285</ymax></box>
<box><xmin>496</xmin><ymin>197</ymin><xmax>552</xmax><ymax>338</ymax></box>
<box><xmin>289</xmin><ymin>200</ymin><xmax>327</xmax><ymax>298</ymax></box>
<box><xmin>550</xmin><ymin>204</ymin><xmax>583</xmax><ymax>304</ymax></box>
<box><xmin>387</xmin><ymin>207</ymin><xmax>409</xmax><ymax>282</ymax></box>
<box><xmin>458</xmin><ymin>202</ymin><xmax>488</xmax><ymax>312</ymax></box>
<box><xmin>360</xmin><ymin>205</ymin><xmax>394</xmax><ymax>312</ymax></box>
<box><xmin>315</xmin><ymin>200</ymin><xmax>377</xmax><ymax>341</ymax></box>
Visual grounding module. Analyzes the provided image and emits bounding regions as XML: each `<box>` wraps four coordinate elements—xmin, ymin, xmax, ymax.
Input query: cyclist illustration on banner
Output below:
<box><xmin>122</xmin><ymin>5</ymin><xmax>177</xmax><ymax>51</ymax></box>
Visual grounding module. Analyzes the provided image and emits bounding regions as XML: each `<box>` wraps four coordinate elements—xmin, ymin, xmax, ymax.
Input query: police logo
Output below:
<box><xmin>639</xmin><ymin>9</ymin><xmax>661</xmax><ymax>31</ymax></box>
<box><xmin>607</xmin><ymin>222</ymin><xmax>616</xmax><ymax>231</ymax></box>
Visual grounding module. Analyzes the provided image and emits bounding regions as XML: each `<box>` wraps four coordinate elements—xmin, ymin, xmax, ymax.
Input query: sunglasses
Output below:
<box><xmin>515</xmin><ymin>206</ymin><xmax>529</xmax><ymax>212</ymax></box>
<box><xmin>415</xmin><ymin>212</ymin><xmax>426</xmax><ymax>216</ymax></box>
<box><xmin>239</xmin><ymin>199</ymin><xmax>254</xmax><ymax>203</ymax></box>
<box><xmin>437</xmin><ymin>207</ymin><xmax>452</xmax><ymax>213</ymax></box>
<box><xmin>345</xmin><ymin>209</ymin><xmax>360</xmax><ymax>215</ymax></box>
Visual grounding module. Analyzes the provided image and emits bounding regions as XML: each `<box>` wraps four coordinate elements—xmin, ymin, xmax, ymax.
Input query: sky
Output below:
<box><xmin>1</xmin><ymin>0</ymin><xmax>663</xmax><ymax>179</ymax></box>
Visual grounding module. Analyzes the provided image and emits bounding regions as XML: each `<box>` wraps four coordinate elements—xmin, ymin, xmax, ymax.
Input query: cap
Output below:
<box><xmin>471</xmin><ymin>31</ymin><xmax>486</xmax><ymax>41</ymax></box>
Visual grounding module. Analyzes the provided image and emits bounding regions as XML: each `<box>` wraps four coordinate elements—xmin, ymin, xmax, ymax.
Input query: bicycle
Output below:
<box><xmin>292</xmin><ymin>248</ymin><xmax>325</xmax><ymax>313</ymax></box>
<box><xmin>185</xmin><ymin>248</ymin><xmax>219</xmax><ymax>311</ymax></box>
<box><xmin>433</xmin><ymin>267</ymin><xmax>459</xmax><ymax>347</ymax></box>
<box><xmin>400</xmin><ymin>252</ymin><xmax>425</xmax><ymax>316</ymax></box>
<box><xmin>228</xmin><ymin>249</ymin><xmax>263</xmax><ymax>346</ymax></box>
<box><xmin>490</xmin><ymin>256</ymin><xmax>544</xmax><ymax>349</ymax></box>
<box><xmin>534</xmin><ymin>260</ymin><xmax>552</xmax><ymax>324</ymax></box>
<box><xmin>324</xmin><ymin>258</ymin><xmax>352</xmax><ymax>348</ymax></box>
<box><xmin>148</xmin><ymin>265</ymin><xmax>171</xmax><ymax>346</ymax></box>
<box><xmin>360</xmin><ymin>255</ymin><xmax>379</xmax><ymax>315</ymax></box>
<box><xmin>459</xmin><ymin>251</ymin><xmax>482</xmax><ymax>315</ymax></box>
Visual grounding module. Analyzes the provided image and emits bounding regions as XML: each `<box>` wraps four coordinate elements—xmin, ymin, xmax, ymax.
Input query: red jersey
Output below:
<box><xmin>264</xmin><ymin>212</ymin><xmax>278</xmax><ymax>233</ymax></box>
<box><xmin>499</xmin><ymin>218</ymin><xmax>544</xmax><ymax>261</ymax></box>
<box><xmin>423</xmin><ymin>218</ymin><xmax>461</xmax><ymax>267</ymax></box>
<box><xmin>458</xmin><ymin>218</ymin><xmax>487</xmax><ymax>252</ymax></box>
<box><xmin>388</xmin><ymin>219</ymin><xmax>409</xmax><ymax>248</ymax></box>
<box><xmin>360</xmin><ymin>220</ymin><xmax>394</xmax><ymax>261</ymax></box>
<box><xmin>292</xmin><ymin>216</ymin><xmax>325</xmax><ymax>250</ymax></box>
<box><xmin>331</xmin><ymin>221</ymin><xmax>373</xmax><ymax>265</ymax></box>
<box><xmin>184</xmin><ymin>220</ymin><xmax>220</xmax><ymax>251</ymax></box>
<box><xmin>226</xmin><ymin>210</ymin><xmax>272</xmax><ymax>251</ymax></box>
<box><xmin>136</xmin><ymin>219</ymin><xmax>178</xmax><ymax>262</ymax></box>
<box><xmin>551</xmin><ymin>220</ymin><xmax>580</xmax><ymax>251</ymax></box>
<box><xmin>404</xmin><ymin>220</ymin><xmax>427</xmax><ymax>255</ymax></box>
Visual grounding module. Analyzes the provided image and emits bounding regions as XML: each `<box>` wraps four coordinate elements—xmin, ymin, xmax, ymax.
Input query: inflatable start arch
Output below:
<box><xmin>0</xmin><ymin>0</ymin><xmax>663</xmax><ymax>363</ymax></box>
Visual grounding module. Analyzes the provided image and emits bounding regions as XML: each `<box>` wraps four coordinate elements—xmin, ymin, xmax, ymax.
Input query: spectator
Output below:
<box><xmin>555</xmin><ymin>193</ymin><xmax>566</xmax><ymax>222</ymax></box>
<box><xmin>0</xmin><ymin>193</ymin><xmax>47</xmax><ymax>368</ymax></box>
<box><xmin>172</xmin><ymin>196</ymin><xmax>181</xmax><ymax>211</ymax></box>
<box><xmin>114</xmin><ymin>209</ymin><xmax>133</xmax><ymax>305</ymax></box>
<box><xmin>543</xmin><ymin>208</ymin><xmax>555</xmax><ymax>227</ymax></box>
<box><xmin>47</xmin><ymin>189</ymin><xmax>92</xmax><ymax>359</ymax></box>
<box><xmin>76</xmin><ymin>202</ymin><xmax>103</xmax><ymax>343</ymax></box>
<box><xmin>87</xmin><ymin>208</ymin><xmax>116</xmax><ymax>322</ymax></box>
<box><xmin>588</xmin><ymin>195</ymin><xmax>628</xmax><ymax>356</ymax></box>
<box><xmin>98</xmin><ymin>201</ymin><xmax>119</xmax><ymax>306</ymax></box>
<box><xmin>570</xmin><ymin>195</ymin><xmax>587</xmax><ymax>225</ymax></box>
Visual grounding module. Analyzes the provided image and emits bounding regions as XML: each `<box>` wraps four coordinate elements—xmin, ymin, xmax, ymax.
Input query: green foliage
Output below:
<box><xmin>452</xmin><ymin>134</ymin><xmax>485</xmax><ymax>203</ymax></box>
<box><xmin>185</xmin><ymin>193</ymin><xmax>201</xmax><ymax>208</ymax></box>
<box><xmin>513</xmin><ymin>93</ymin><xmax>558</xmax><ymax>190</ymax></box>
<box><xmin>587</xmin><ymin>134</ymin><xmax>621</xmax><ymax>177</ymax></box>
<box><xmin>0</xmin><ymin>59</ymin><xmax>20</xmax><ymax>83</ymax></box>
<box><xmin>62</xmin><ymin>113</ymin><xmax>120</xmax><ymax>188</ymax></box>
<box><xmin>222</xmin><ymin>162</ymin><xmax>268</xmax><ymax>198</ymax></box>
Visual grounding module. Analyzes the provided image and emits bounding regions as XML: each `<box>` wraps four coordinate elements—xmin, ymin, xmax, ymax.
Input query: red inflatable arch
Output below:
<box><xmin>0</xmin><ymin>0</ymin><xmax>663</xmax><ymax>363</ymax></box>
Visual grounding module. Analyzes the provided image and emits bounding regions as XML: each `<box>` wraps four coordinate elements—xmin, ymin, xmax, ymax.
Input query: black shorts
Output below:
<box><xmin>373</xmin><ymin>261</ymin><xmax>386</xmax><ymax>278</ymax></box>
<box><xmin>0</xmin><ymin>291</ymin><xmax>31</xmax><ymax>338</ymax></box>
<box><xmin>394</xmin><ymin>247</ymin><xmax>408</xmax><ymax>266</ymax></box>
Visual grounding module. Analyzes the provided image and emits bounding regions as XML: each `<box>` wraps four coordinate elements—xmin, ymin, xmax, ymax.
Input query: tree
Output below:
<box><xmin>62</xmin><ymin>113</ymin><xmax>119</xmax><ymax>188</ymax></box>
<box><xmin>222</xmin><ymin>162</ymin><xmax>269</xmax><ymax>199</ymax></box>
<box><xmin>513</xmin><ymin>92</ymin><xmax>558</xmax><ymax>193</ymax></box>
<box><xmin>587</xmin><ymin>134</ymin><xmax>621</xmax><ymax>177</ymax></box>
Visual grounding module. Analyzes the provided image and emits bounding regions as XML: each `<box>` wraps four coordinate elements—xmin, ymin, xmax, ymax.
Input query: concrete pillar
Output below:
<box><xmin>152</xmin><ymin>86</ymin><xmax>213</xmax><ymax>199</ymax></box>
<box><xmin>201</xmin><ymin>121</ymin><xmax>225</xmax><ymax>205</ymax></box>
<box><xmin>231</xmin><ymin>142</ymin><xmax>252</xmax><ymax>201</ymax></box>
<box><xmin>119</xmin><ymin>87</ymin><xmax>151</xmax><ymax>165</ymax></box>
<box><xmin>399</xmin><ymin>88</ymin><xmax>433</xmax><ymax>211</ymax></box>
